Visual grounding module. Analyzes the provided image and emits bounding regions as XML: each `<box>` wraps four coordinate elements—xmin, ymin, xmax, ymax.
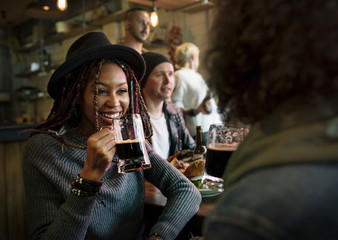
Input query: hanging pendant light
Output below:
<box><xmin>57</xmin><ymin>0</ymin><xmax>68</xmax><ymax>11</ymax></box>
<box><xmin>150</xmin><ymin>0</ymin><xmax>159</xmax><ymax>27</ymax></box>
<box><xmin>25</xmin><ymin>0</ymin><xmax>67</xmax><ymax>19</ymax></box>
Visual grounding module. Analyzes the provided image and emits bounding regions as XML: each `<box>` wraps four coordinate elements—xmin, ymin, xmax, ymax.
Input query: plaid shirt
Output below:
<box><xmin>149</xmin><ymin>101</ymin><xmax>196</xmax><ymax>156</ymax></box>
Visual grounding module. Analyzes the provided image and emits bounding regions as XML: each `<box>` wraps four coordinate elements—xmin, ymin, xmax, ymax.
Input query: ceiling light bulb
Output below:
<box><xmin>150</xmin><ymin>11</ymin><xmax>158</xmax><ymax>27</ymax></box>
<box><xmin>57</xmin><ymin>0</ymin><xmax>68</xmax><ymax>11</ymax></box>
<box><xmin>43</xmin><ymin>6</ymin><xmax>50</xmax><ymax>11</ymax></box>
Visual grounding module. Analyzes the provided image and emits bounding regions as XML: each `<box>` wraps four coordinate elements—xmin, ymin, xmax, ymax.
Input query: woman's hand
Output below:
<box><xmin>80</xmin><ymin>127</ymin><xmax>116</xmax><ymax>181</ymax></box>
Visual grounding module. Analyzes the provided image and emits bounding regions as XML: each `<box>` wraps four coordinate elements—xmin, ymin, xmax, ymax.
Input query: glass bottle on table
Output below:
<box><xmin>193</xmin><ymin>126</ymin><xmax>206</xmax><ymax>161</ymax></box>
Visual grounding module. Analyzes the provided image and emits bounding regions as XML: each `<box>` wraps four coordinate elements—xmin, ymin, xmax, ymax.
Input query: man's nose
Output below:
<box><xmin>143</xmin><ymin>22</ymin><xmax>149</xmax><ymax>29</ymax></box>
<box><xmin>163</xmin><ymin>74</ymin><xmax>171</xmax><ymax>84</ymax></box>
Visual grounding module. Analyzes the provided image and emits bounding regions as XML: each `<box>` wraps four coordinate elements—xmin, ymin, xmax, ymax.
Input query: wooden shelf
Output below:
<box><xmin>89</xmin><ymin>10</ymin><xmax>126</xmax><ymax>27</ymax></box>
<box><xmin>14</xmin><ymin>65</ymin><xmax>57</xmax><ymax>78</ymax></box>
<box><xmin>181</xmin><ymin>2</ymin><xmax>215</xmax><ymax>13</ymax></box>
<box><xmin>19</xmin><ymin>9</ymin><xmax>127</xmax><ymax>52</ymax></box>
<box><xmin>47</xmin><ymin>25</ymin><xmax>97</xmax><ymax>42</ymax></box>
<box><xmin>15</xmin><ymin>9</ymin><xmax>128</xmax><ymax>77</ymax></box>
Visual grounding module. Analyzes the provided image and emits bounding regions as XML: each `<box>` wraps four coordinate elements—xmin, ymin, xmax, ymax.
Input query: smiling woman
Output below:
<box><xmin>78</xmin><ymin>63</ymin><xmax>130</xmax><ymax>136</ymax></box>
<box><xmin>22</xmin><ymin>32</ymin><xmax>201</xmax><ymax>240</ymax></box>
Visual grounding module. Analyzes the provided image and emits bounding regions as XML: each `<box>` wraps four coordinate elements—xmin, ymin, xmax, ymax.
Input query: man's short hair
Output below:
<box><xmin>125</xmin><ymin>7</ymin><xmax>148</xmax><ymax>21</ymax></box>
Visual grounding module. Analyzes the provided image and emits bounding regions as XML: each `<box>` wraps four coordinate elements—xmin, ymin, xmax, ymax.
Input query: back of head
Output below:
<box><xmin>207</xmin><ymin>0</ymin><xmax>338</xmax><ymax>124</ymax></box>
<box><xmin>175</xmin><ymin>42</ymin><xmax>199</xmax><ymax>68</ymax></box>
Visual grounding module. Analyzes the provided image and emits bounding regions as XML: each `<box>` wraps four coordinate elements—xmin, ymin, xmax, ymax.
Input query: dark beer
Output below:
<box><xmin>206</xmin><ymin>144</ymin><xmax>237</xmax><ymax>178</ymax></box>
<box><xmin>116</xmin><ymin>139</ymin><xmax>144</xmax><ymax>160</ymax></box>
<box><xmin>116</xmin><ymin>139</ymin><xmax>150</xmax><ymax>172</ymax></box>
<box><xmin>114</xmin><ymin>114</ymin><xmax>151</xmax><ymax>173</ymax></box>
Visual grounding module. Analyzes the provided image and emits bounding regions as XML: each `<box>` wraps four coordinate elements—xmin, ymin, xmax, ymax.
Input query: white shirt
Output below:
<box><xmin>172</xmin><ymin>67</ymin><xmax>222</xmax><ymax>136</ymax></box>
<box><xmin>150</xmin><ymin>114</ymin><xmax>170</xmax><ymax>159</ymax></box>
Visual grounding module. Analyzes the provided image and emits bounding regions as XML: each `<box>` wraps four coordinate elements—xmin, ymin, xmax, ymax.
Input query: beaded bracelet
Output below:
<box><xmin>69</xmin><ymin>174</ymin><xmax>103</xmax><ymax>196</ymax></box>
<box><xmin>72</xmin><ymin>174</ymin><xmax>103</xmax><ymax>192</ymax></box>
<box><xmin>68</xmin><ymin>185</ymin><xmax>98</xmax><ymax>197</ymax></box>
<box><xmin>69</xmin><ymin>175</ymin><xmax>106</xmax><ymax>207</ymax></box>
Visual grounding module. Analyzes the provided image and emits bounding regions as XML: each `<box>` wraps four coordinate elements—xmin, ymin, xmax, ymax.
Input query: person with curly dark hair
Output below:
<box><xmin>22</xmin><ymin>32</ymin><xmax>201</xmax><ymax>240</ymax></box>
<box><xmin>203</xmin><ymin>0</ymin><xmax>338</xmax><ymax>239</ymax></box>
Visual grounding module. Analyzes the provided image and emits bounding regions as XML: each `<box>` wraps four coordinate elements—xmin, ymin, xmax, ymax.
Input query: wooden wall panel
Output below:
<box><xmin>0</xmin><ymin>143</ymin><xmax>6</xmax><ymax>240</ymax></box>
<box><xmin>1</xmin><ymin>141</ymin><xmax>27</xmax><ymax>240</ymax></box>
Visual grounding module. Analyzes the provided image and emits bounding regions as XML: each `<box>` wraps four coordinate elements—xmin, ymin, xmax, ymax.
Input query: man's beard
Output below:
<box><xmin>132</xmin><ymin>30</ymin><xmax>147</xmax><ymax>43</ymax></box>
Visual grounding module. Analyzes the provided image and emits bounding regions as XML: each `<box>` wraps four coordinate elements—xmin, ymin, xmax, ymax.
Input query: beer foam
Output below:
<box><xmin>208</xmin><ymin>142</ymin><xmax>239</xmax><ymax>151</ymax></box>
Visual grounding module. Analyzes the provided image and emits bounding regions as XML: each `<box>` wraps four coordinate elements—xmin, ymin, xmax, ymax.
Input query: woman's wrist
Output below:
<box><xmin>80</xmin><ymin>167</ymin><xmax>103</xmax><ymax>182</ymax></box>
<box><xmin>188</xmin><ymin>108</ymin><xmax>197</xmax><ymax>116</ymax></box>
<box><xmin>69</xmin><ymin>174</ymin><xmax>103</xmax><ymax>197</ymax></box>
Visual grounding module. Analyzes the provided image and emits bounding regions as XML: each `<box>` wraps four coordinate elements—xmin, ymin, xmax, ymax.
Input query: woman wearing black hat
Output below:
<box><xmin>22</xmin><ymin>32</ymin><xmax>201</xmax><ymax>240</ymax></box>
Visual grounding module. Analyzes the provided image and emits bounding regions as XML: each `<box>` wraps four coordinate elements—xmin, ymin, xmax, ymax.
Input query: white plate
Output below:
<box><xmin>199</xmin><ymin>189</ymin><xmax>222</xmax><ymax>198</ymax></box>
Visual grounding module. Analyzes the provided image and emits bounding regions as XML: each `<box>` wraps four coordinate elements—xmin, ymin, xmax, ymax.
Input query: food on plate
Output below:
<box><xmin>189</xmin><ymin>175</ymin><xmax>205</xmax><ymax>189</ymax></box>
<box><xmin>169</xmin><ymin>158</ymin><xmax>190</xmax><ymax>173</ymax></box>
<box><xmin>184</xmin><ymin>159</ymin><xmax>205</xmax><ymax>177</ymax></box>
<box><xmin>167</xmin><ymin>149</ymin><xmax>206</xmax><ymax>177</ymax></box>
<box><xmin>167</xmin><ymin>149</ymin><xmax>193</xmax><ymax>162</ymax></box>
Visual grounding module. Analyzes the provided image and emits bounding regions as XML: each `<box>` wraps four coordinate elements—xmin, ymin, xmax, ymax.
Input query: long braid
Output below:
<box><xmin>36</xmin><ymin>63</ymin><xmax>92</xmax><ymax>132</ymax></box>
<box><xmin>94</xmin><ymin>60</ymin><xmax>105</xmax><ymax>132</ymax></box>
<box><xmin>33</xmin><ymin>59</ymin><xmax>153</xmax><ymax>150</ymax></box>
<box><xmin>117</xmin><ymin>61</ymin><xmax>153</xmax><ymax>139</ymax></box>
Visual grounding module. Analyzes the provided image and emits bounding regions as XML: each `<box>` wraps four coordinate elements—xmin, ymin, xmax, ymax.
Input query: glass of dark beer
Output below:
<box><xmin>206</xmin><ymin>124</ymin><xmax>247</xmax><ymax>178</ymax></box>
<box><xmin>113</xmin><ymin>114</ymin><xmax>151</xmax><ymax>173</ymax></box>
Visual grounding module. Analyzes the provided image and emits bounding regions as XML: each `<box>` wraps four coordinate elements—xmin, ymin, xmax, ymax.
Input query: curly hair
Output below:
<box><xmin>37</xmin><ymin>59</ymin><xmax>152</xmax><ymax>140</ymax></box>
<box><xmin>206</xmin><ymin>0</ymin><xmax>338</xmax><ymax>124</ymax></box>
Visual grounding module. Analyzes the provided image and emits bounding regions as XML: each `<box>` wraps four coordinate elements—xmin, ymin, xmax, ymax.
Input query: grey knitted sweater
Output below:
<box><xmin>23</xmin><ymin>126</ymin><xmax>201</xmax><ymax>240</ymax></box>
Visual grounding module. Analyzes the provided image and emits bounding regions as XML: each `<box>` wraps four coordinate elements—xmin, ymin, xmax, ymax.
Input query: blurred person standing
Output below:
<box><xmin>141</xmin><ymin>52</ymin><xmax>195</xmax><ymax>159</ymax></box>
<box><xmin>122</xmin><ymin>8</ymin><xmax>150</xmax><ymax>53</ymax></box>
<box><xmin>203</xmin><ymin>0</ymin><xmax>338</xmax><ymax>239</ymax></box>
<box><xmin>171</xmin><ymin>42</ymin><xmax>222</xmax><ymax>145</ymax></box>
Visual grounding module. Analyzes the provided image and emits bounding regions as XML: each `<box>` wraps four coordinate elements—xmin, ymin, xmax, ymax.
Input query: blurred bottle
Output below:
<box><xmin>202</xmin><ymin>90</ymin><xmax>213</xmax><ymax>114</ymax></box>
<box><xmin>193</xmin><ymin>126</ymin><xmax>206</xmax><ymax>161</ymax></box>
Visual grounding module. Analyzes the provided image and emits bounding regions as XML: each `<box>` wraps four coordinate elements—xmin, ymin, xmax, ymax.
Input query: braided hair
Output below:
<box><xmin>36</xmin><ymin>59</ymin><xmax>153</xmax><ymax>142</ymax></box>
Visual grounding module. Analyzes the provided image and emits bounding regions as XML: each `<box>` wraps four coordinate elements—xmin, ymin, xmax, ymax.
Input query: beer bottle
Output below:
<box><xmin>193</xmin><ymin>126</ymin><xmax>205</xmax><ymax>161</ymax></box>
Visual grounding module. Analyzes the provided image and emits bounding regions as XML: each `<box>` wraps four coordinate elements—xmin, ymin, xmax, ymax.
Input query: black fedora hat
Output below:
<box><xmin>47</xmin><ymin>32</ymin><xmax>145</xmax><ymax>99</ymax></box>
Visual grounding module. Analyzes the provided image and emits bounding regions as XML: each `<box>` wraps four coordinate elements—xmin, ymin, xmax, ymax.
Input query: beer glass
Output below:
<box><xmin>113</xmin><ymin>114</ymin><xmax>151</xmax><ymax>173</ymax></box>
<box><xmin>205</xmin><ymin>123</ymin><xmax>247</xmax><ymax>178</ymax></box>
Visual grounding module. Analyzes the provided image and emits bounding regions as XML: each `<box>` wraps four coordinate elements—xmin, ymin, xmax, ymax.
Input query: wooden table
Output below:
<box><xmin>144</xmin><ymin>180</ymin><xmax>221</xmax><ymax>239</ymax></box>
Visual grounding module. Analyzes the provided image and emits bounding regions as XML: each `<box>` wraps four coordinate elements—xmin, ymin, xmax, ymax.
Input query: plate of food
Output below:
<box><xmin>167</xmin><ymin>149</ymin><xmax>205</xmax><ymax>176</ymax></box>
<box><xmin>189</xmin><ymin>175</ymin><xmax>223</xmax><ymax>198</ymax></box>
<box><xmin>167</xmin><ymin>150</ymin><xmax>223</xmax><ymax>197</ymax></box>
<box><xmin>198</xmin><ymin>189</ymin><xmax>222</xmax><ymax>198</ymax></box>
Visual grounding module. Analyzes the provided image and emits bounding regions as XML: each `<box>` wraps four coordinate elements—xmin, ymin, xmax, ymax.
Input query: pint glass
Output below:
<box><xmin>113</xmin><ymin>114</ymin><xmax>151</xmax><ymax>173</ymax></box>
<box><xmin>206</xmin><ymin>124</ymin><xmax>247</xmax><ymax>178</ymax></box>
